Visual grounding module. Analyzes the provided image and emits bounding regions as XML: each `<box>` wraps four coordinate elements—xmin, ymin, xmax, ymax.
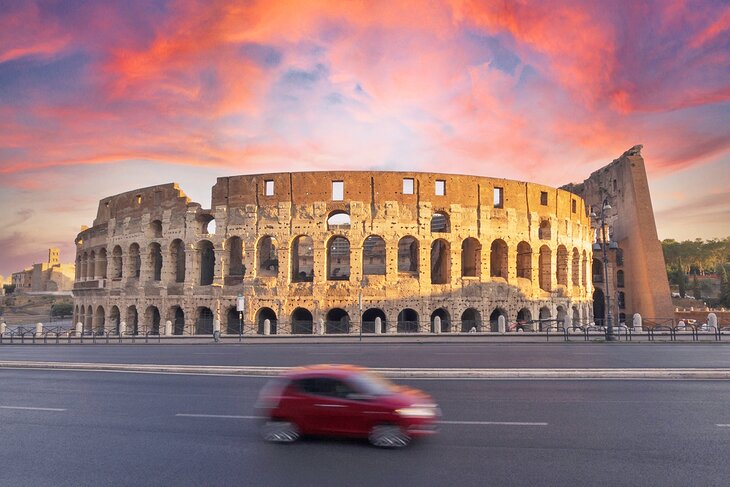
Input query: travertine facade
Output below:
<box><xmin>72</xmin><ymin>172</ymin><xmax>595</xmax><ymax>335</ymax></box>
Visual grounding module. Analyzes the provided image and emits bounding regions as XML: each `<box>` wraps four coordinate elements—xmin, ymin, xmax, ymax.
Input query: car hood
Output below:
<box><xmin>380</xmin><ymin>386</ymin><xmax>436</xmax><ymax>408</ymax></box>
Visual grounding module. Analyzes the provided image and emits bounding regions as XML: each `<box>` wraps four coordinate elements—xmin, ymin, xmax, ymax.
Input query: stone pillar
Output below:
<box><xmin>498</xmin><ymin>315</ymin><xmax>506</xmax><ymax>333</ymax></box>
<box><xmin>119</xmin><ymin>321</ymin><xmax>126</xmax><ymax>336</ymax></box>
<box><xmin>213</xmin><ymin>247</ymin><xmax>225</xmax><ymax>286</ymax></box>
<box><xmin>434</xmin><ymin>316</ymin><xmax>441</xmax><ymax>334</ymax></box>
<box><xmin>164</xmin><ymin>320</ymin><xmax>172</xmax><ymax>336</ymax></box>
<box><xmin>375</xmin><ymin>317</ymin><xmax>382</xmax><ymax>334</ymax></box>
<box><xmin>213</xmin><ymin>319</ymin><xmax>221</xmax><ymax>334</ymax></box>
<box><xmin>76</xmin><ymin>322</ymin><xmax>83</xmax><ymax>335</ymax></box>
<box><xmin>708</xmin><ymin>312</ymin><xmax>718</xmax><ymax>330</ymax></box>
<box><xmin>0</xmin><ymin>322</ymin><xmax>6</xmax><ymax>335</ymax></box>
<box><xmin>36</xmin><ymin>322</ymin><xmax>43</xmax><ymax>335</ymax></box>
<box><xmin>264</xmin><ymin>319</ymin><xmax>271</xmax><ymax>335</ymax></box>
<box><xmin>632</xmin><ymin>313</ymin><xmax>642</xmax><ymax>332</ymax></box>
<box><xmin>318</xmin><ymin>318</ymin><xmax>325</xmax><ymax>335</ymax></box>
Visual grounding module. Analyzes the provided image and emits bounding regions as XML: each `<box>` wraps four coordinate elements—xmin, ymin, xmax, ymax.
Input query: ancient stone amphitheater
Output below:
<box><xmin>73</xmin><ymin>172</ymin><xmax>595</xmax><ymax>336</ymax></box>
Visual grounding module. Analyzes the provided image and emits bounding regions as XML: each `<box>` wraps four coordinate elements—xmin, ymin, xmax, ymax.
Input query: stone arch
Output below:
<box><xmin>291</xmin><ymin>308</ymin><xmax>313</xmax><ymax>334</ymax></box>
<box><xmin>87</xmin><ymin>251</ymin><xmax>95</xmax><ymax>279</ymax></box>
<box><xmin>397</xmin><ymin>236</ymin><xmax>419</xmax><ymax>274</ymax></box>
<box><xmin>327</xmin><ymin>210</ymin><xmax>351</xmax><ymax>230</ymax></box>
<box><xmin>431</xmin><ymin>211</ymin><xmax>449</xmax><ymax>232</ymax></box>
<box><xmin>516</xmin><ymin>241</ymin><xmax>532</xmax><ymax>280</ymax></box>
<box><xmin>593</xmin><ymin>288</ymin><xmax>605</xmax><ymax>326</ymax></box>
<box><xmin>198</xmin><ymin>240</ymin><xmax>215</xmax><ymax>285</ymax></box>
<box><xmin>539</xmin><ymin>219</ymin><xmax>551</xmax><ymax>240</ymax></box>
<box><xmin>539</xmin><ymin>245</ymin><xmax>551</xmax><ymax>291</ymax></box>
<box><xmin>170</xmin><ymin>239</ymin><xmax>186</xmax><ymax>283</ymax></box>
<box><xmin>539</xmin><ymin>306</ymin><xmax>552</xmax><ymax>330</ymax></box>
<box><xmin>109</xmin><ymin>305</ymin><xmax>120</xmax><ymax>333</ymax></box>
<box><xmin>430</xmin><ymin>239</ymin><xmax>450</xmax><ymax>284</ymax></box>
<box><xmin>149</xmin><ymin>242</ymin><xmax>162</xmax><ymax>281</ymax></box>
<box><xmin>326</xmin><ymin>308</ymin><xmax>350</xmax><ymax>334</ymax></box>
<box><xmin>144</xmin><ymin>306</ymin><xmax>161</xmax><ymax>334</ymax></box>
<box><xmin>362</xmin><ymin>235</ymin><xmax>386</xmax><ymax>275</ymax></box>
<box><xmin>94</xmin><ymin>305</ymin><xmax>105</xmax><ymax>333</ymax></box>
<box><xmin>111</xmin><ymin>245</ymin><xmax>123</xmax><ymax>279</ymax></box>
<box><xmin>171</xmin><ymin>306</ymin><xmax>185</xmax><ymax>335</ymax></box>
<box><xmin>197</xmin><ymin>213</ymin><xmax>215</xmax><ymax>235</ymax></box>
<box><xmin>126</xmin><ymin>306</ymin><xmax>138</xmax><ymax>335</ymax></box>
<box><xmin>149</xmin><ymin>220</ymin><xmax>163</xmax><ymax>238</ymax></box>
<box><xmin>291</xmin><ymin>235</ymin><xmax>314</xmax><ymax>282</ymax></box>
<box><xmin>256</xmin><ymin>307</ymin><xmax>278</xmax><ymax>335</ymax></box>
<box><xmin>327</xmin><ymin>236</ymin><xmax>350</xmax><ymax>280</ymax></box>
<box><xmin>592</xmin><ymin>257</ymin><xmax>603</xmax><ymax>283</ymax></box>
<box><xmin>362</xmin><ymin>308</ymin><xmax>386</xmax><ymax>334</ymax></box>
<box><xmin>461</xmin><ymin>238</ymin><xmax>481</xmax><ymax>278</ymax></box>
<box><xmin>461</xmin><ymin>308</ymin><xmax>481</xmax><ymax>332</ymax></box>
<box><xmin>617</xmin><ymin>291</ymin><xmax>626</xmax><ymax>309</ymax></box>
<box><xmin>196</xmin><ymin>307</ymin><xmax>214</xmax><ymax>334</ymax></box>
<box><xmin>397</xmin><ymin>308</ymin><xmax>419</xmax><ymax>333</ymax></box>
<box><xmin>85</xmin><ymin>305</ymin><xmax>93</xmax><ymax>333</ymax></box>
<box><xmin>128</xmin><ymin>243</ymin><xmax>141</xmax><ymax>279</ymax></box>
<box><xmin>431</xmin><ymin>308</ymin><xmax>451</xmax><ymax>333</ymax></box>
<box><xmin>556</xmin><ymin>245</ymin><xmax>568</xmax><ymax>286</ymax></box>
<box><xmin>226</xmin><ymin>306</ymin><xmax>240</xmax><ymax>335</ymax></box>
<box><xmin>227</xmin><ymin>236</ymin><xmax>244</xmax><ymax>278</ymax></box>
<box><xmin>516</xmin><ymin>307</ymin><xmax>532</xmax><ymax>328</ymax></box>
<box><xmin>257</xmin><ymin>236</ymin><xmax>279</xmax><ymax>277</ymax></box>
<box><xmin>490</xmin><ymin>239</ymin><xmax>508</xmax><ymax>279</ymax></box>
<box><xmin>572</xmin><ymin>248</ymin><xmax>580</xmax><ymax>286</ymax></box>
<box><xmin>95</xmin><ymin>248</ymin><xmax>107</xmax><ymax>279</ymax></box>
<box><xmin>489</xmin><ymin>307</ymin><xmax>507</xmax><ymax>332</ymax></box>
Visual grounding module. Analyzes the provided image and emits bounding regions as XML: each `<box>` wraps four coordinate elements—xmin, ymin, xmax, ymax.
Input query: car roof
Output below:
<box><xmin>283</xmin><ymin>364</ymin><xmax>367</xmax><ymax>379</ymax></box>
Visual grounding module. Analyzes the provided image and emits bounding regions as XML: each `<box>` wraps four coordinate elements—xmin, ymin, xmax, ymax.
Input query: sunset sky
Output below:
<box><xmin>1</xmin><ymin>0</ymin><xmax>729</xmax><ymax>276</ymax></box>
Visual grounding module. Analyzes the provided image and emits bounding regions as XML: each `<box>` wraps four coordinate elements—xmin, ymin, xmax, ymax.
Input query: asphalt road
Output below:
<box><xmin>1</xmin><ymin>342</ymin><xmax>730</xmax><ymax>368</ymax></box>
<box><xmin>1</xmin><ymin>369</ymin><xmax>729</xmax><ymax>487</ymax></box>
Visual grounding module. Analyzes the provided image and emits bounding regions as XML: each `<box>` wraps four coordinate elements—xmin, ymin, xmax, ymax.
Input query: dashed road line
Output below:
<box><xmin>176</xmin><ymin>413</ymin><xmax>263</xmax><ymax>419</ymax></box>
<box><xmin>0</xmin><ymin>405</ymin><xmax>66</xmax><ymax>412</ymax></box>
<box><xmin>439</xmin><ymin>420</ymin><xmax>548</xmax><ymax>426</ymax></box>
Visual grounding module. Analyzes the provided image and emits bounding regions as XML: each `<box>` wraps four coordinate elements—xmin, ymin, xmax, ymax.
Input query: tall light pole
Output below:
<box><xmin>592</xmin><ymin>198</ymin><xmax>618</xmax><ymax>341</ymax></box>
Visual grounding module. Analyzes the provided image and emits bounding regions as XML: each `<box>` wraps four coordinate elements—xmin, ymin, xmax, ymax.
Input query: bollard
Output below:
<box><xmin>213</xmin><ymin>319</ymin><xmax>221</xmax><ymax>342</ymax></box>
<box><xmin>264</xmin><ymin>318</ymin><xmax>271</xmax><ymax>335</ymax></box>
<box><xmin>0</xmin><ymin>322</ymin><xmax>6</xmax><ymax>335</ymax></box>
<box><xmin>318</xmin><ymin>318</ymin><xmax>325</xmax><ymax>335</ymax></box>
<box><xmin>498</xmin><ymin>315</ymin><xmax>506</xmax><ymax>334</ymax></box>
<box><xmin>36</xmin><ymin>322</ymin><xmax>44</xmax><ymax>336</ymax></box>
<box><xmin>164</xmin><ymin>320</ymin><xmax>172</xmax><ymax>336</ymax></box>
<box><xmin>434</xmin><ymin>316</ymin><xmax>441</xmax><ymax>334</ymax></box>
<box><xmin>119</xmin><ymin>321</ymin><xmax>126</xmax><ymax>336</ymax></box>
<box><xmin>76</xmin><ymin>321</ymin><xmax>83</xmax><ymax>336</ymax></box>
<box><xmin>632</xmin><ymin>313</ymin><xmax>642</xmax><ymax>332</ymax></box>
<box><xmin>374</xmin><ymin>317</ymin><xmax>382</xmax><ymax>334</ymax></box>
<box><xmin>708</xmin><ymin>312</ymin><xmax>717</xmax><ymax>330</ymax></box>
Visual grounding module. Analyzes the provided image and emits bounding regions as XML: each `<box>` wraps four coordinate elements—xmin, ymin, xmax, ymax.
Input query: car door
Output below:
<box><xmin>292</xmin><ymin>377</ymin><xmax>351</xmax><ymax>435</ymax></box>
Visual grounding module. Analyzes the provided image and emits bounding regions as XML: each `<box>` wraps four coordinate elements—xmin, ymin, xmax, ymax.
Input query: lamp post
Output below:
<box><xmin>592</xmin><ymin>198</ymin><xmax>618</xmax><ymax>341</ymax></box>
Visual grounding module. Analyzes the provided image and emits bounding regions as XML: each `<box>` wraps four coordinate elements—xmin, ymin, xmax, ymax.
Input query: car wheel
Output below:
<box><xmin>261</xmin><ymin>420</ymin><xmax>300</xmax><ymax>443</ymax></box>
<box><xmin>368</xmin><ymin>424</ymin><xmax>411</xmax><ymax>448</ymax></box>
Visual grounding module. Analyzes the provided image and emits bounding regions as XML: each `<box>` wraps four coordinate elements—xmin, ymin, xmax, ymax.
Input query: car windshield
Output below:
<box><xmin>349</xmin><ymin>372</ymin><xmax>396</xmax><ymax>396</ymax></box>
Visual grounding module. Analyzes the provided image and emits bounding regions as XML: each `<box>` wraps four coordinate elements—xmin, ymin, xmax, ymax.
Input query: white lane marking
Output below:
<box><xmin>438</xmin><ymin>420</ymin><xmax>548</xmax><ymax>426</ymax></box>
<box><xmin>0</xmin><ymin>405</ymin><xmax>67</xmax><ymax>412</ymax></box>
<box><xmin>717</xmin><ymin>424</ymin><xmax>730</xmax><ymax>427</ymax></box>
<box><xmin>176</xmin><ymin>413</ymin><xmax>263</xmax><ymax>419</ymax></box>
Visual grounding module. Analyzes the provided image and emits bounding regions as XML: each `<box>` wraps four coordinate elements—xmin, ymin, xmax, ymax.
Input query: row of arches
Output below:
<box><xmin>77</xmin><ymin>236</ymin><xmax>590</xmax><ymax>290</ymax></box>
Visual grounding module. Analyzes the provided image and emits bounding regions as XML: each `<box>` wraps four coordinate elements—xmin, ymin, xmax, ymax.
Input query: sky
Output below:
<box><xmin>1</xmin><ymin>0</ymin><xmax>729</xmax><ymax>277</ymax></box>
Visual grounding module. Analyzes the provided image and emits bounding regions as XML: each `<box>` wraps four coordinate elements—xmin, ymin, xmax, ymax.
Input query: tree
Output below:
<box><xmin>692</xmin><ymin>275</ymin><xmax>701</xmax><ymax>300</ymax></box>
<box><xmin>2</xmin><ymin>284</ymin><xmax>15</xmax><ymax>295</ymax></box>
<box><xmin>51</xmin><ymin>302</ymin><xmax>73</xmax><ymax>317</ymax></box>
<box><xmin>720</xmin><ymin>265</ymin><xmax>730</xmax><ymax>308</ymax></box>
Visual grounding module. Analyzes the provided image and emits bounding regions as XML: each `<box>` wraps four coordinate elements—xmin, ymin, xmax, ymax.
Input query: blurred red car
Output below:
<box><xmin>256</xmin><ymin>364</ymin><xmax>440</xmax><ymax>448</ymax></box>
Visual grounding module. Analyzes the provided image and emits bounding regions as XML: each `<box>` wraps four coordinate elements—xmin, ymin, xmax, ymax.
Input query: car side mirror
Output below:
<box><xmin>346</xmin><ymin>393</ymin><xmax>373</xmax><ymax>401</ymax></box>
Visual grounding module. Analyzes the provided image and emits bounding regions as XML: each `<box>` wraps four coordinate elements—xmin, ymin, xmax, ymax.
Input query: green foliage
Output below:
<box><xmin>662</xmin><ymin>237</ymin><xmax>730</xmax><ymax>275</ymax></box>
<box><xmin>51</xmin><ymin>302</ymin><xmax>73</xmax><ymax>317</ymax></box>
<box><xmin>2</xmin><ymin>284</ymin><xmax>15</xmax><ymax>295</ymax></box>
<box><xmin>691</xmin><ymin>275</ymin><xmax>701</xmax><ymax>300</ymax></box>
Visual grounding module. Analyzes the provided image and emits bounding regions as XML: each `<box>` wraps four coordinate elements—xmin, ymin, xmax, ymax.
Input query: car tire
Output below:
<box><xmin>261</xmin><ymin>420</ymin><xmax>300</xmax><ymax>443</ymax></box>
<box><xmin>368</xmin><ymin>424</ymin><xmax>411</xmax><ymax>448</ymax></box>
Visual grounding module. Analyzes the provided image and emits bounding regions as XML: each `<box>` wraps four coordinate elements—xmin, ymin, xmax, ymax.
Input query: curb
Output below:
<box><xmin>2</xmin><ymin>361</ymin><xmax>730</xmax><ymax>379</ymax></box>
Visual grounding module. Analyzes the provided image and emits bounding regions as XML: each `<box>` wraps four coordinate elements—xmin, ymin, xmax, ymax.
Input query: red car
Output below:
<box><xmin>256</xmin><ymin>364</ymin><xmax>440</xmax><ymax>448</ymax></box>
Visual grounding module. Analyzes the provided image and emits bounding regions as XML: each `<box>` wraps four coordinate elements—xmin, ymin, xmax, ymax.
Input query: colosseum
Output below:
<box><xmin>72</xmin><ymin>171</ymin><xmax>597</xmax><ymax>336</ymax></box>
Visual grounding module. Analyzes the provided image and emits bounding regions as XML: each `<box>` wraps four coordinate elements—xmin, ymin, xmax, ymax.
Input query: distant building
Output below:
<box><xmin>11</xmin><ymin>248</ymin><xmax>75</xmax><ymax>293</ymax></box>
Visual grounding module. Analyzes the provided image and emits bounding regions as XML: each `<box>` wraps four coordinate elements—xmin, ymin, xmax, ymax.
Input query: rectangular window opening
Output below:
<box><xmin>493</xmin><ymin>187</ymin><xmax>504</xmax><ymax>208</ymax></box>
<box><xmin>435</xmin><ymin>180</ymin><xmax>445</xmax><ymax>196</ymax></box>
<box><xmin>403</xmin><ymin>178</ymin><xmax>414</xmax><ymax>195</ymax></box>
<box><xmin>540</xmin><ymin>191</ymin><xmax>548</xmax><ymax>206</ymax></box>
<box><xmin>264</xmin><ymin>180</ymin><xmax>275</xmax><ymax>196</ymax></box>
<box><xmin>571</xmin><ymin>199</ymin><xmax>577</xmax><ymax>213</ymax></box>
<box><xmin>332</xmin><ymin>181</ymin><xmax>344</xmax><ymax>201</ymax></box>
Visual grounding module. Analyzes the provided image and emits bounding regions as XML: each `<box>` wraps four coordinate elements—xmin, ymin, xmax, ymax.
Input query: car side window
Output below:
<box><xmin>294</xmin><ymin>377</ymin><xmax>356</xmax><ymax>399</ymax></box>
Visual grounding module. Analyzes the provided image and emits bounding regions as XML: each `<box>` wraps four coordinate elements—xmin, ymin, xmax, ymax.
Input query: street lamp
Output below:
<box><xmin>591</xmin><ymin>198</ymin><xmax>618</xmax><ymax>341</ymax></box>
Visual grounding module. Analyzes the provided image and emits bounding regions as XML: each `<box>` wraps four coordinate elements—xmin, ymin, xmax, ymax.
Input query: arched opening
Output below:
<box><xmin>227</xmin><ymin>236</ymin><xmax>244</xmax><ymax>278</ymax></box>
<box><xmin>79</xmin><ymin>306</ymin><xmax>86</xmax><ymax>332</ymax></box>
<box><xmin>170</xmin><ymin>239</ymin><xmax>186</xmax><ymax>283</ymax></box>
<box><xmin>326</xmin><ymin>308</ymin><xmax>350</xmax><ymax>334</ymax></box>
<box><xmin>226</xmin><ymin>307</ymin><xmax>240</xmax><ymax>335</ymax></box>
<box><xmin>461</xmin><ymin>238</ymin><xmax>481</xmax><ymax>277</ymax></box>
<box><xmin>572</xmin><ymin>248</ymin><xmax>580</xmax><ymax>286</ymax></box>
<box><xmin>616</xmin><ymin>248</ymin><xmax>624</xmax><ymax>266</ymax></box>
<box><xmin>109</xmin><ymin>306</ymin><xmax>120</xmax><ymax>334</ymax></box>
<box><xmin>78</xmin><ymin>253</ymin><xmax>86</xmax><ymax>281</ymax></box>
<box><xmin>431</xmin><ymin>212</ymin><xmax>449</xmax><ymax>233</ymax></box>
<box><xmin>556</xmin><ymin>306</ymin><xmax>567</xmax><ymax>327</ymax></box>
<box><xmin>257</xmin><ymin>236</ymin><xmax>278</xmax><ymax>277</ymax></box>
<box><xmin>516</xmin><ymin>308</ymin><xmax>532</xmax><ymax>331</ymax></box>
<box><xmin>592</xmin><ymin>258</ymin><xmax>603</xmax><ymax>283</ymax></box>
<box><xmin>397</xmin><ymin>308</ymin><xmax>419</xmax><ymax>333</ymax></box>
<box><xmin>431</xmin><ymin>308</ymin><xmax>450</xmax><ymax>333</ymax></box>
<box><xmin>149</xmin><ymin>243</ymin><xmax>162</xmax><ymax>281</ymax></box>
<box><xmin>617</xmin><ymin>291</ymin><xmax>626</xmax><ymax>309</ymax></box>
<box><xmin>593</xmin><ymin>289</ymin><xmax>605</xmax><ymax>326</ymax></box>
<box><xmin>327</xmin><ymin>236</ymin><xmax>350</xmax><ymax>280</ymax></box>
<box><xmin>362</xmin><ymin>236</ymin><xmax>386</xmax><ymax>275</ymax></box>
<box><xmin>619</xmin><ymin>312</ymin><xmax>626</xmax><ymax>326</ymax></box>
<box><xmin>149</xmin><ymin>220</ymin><xmax>163</xmax><ymax>238</ymax></box>
<box><xmin>430</xmin><ymin>239</ymin><xmax>450</xmax><ymax>284</ymax></box>
<box><xmin>95</xmin><ymin>248</ymin><xmax>107</xmax><ymax>279</ymax></box>
<box><xmin>617</xmin><ymin>270</ymin><xmax>625</xmax><ymax>288</ymax></box>
<box><xmin>490</xmin><ymin>239</ymin><xmax>508</xmax><ymax>279</ymax></box>
<box><xmin>397</xmin><ymin>236</ymin><xmax>419</xmax><ymax>274</ymax></box>
<box><xmin>461</xmin><ymin>308</ymin><xmax>481</xmax><ymax>332</ymax></box>
<box><xmin>516</xmin><ymin>241</ymin><xmax>532</xmax><ymax>280</ymax></box>
<box><xmin>126</xmin><ymin>306</ymin><xmax>138</xmax><ymax>335</ymax></box>
<box><xmin>291</xmin><ymin>235</ymin><xmax>314</xmax><ymax>282</ymax></box>
<box><xmin>145</xmin><ymin>306</ymin><xmax>161</xmax><ymax>334</ymax></box>
<box><xmin>362</xmin><ymin>308</ymin><xmax>386</xmax><ymax>334</ymax></box>
<box><xmin>172</xmin><ymin>306</ymin><xmax>185</xmax><ymax>335</ymax></box>
<box><xmin>572</xmin><ymin>306</ymin><xmax>580</xmax><ymax>327</ymax></box>
<box><xmin>539</xmin><ymin>245</ymin><xmax>551</xmax><ymax>291</ymax></box>
<box><xmin>85</xmin><ymin>305</ymin><xmax>92</xmax><ymax>333</ymax></box>
<box><xmin>291</xmin><ymin>308</ymin><xmax>313</xmax><ymax>334</ymax></box>
<box><xmin>556</xmin><ymin>245</ymin><xmax>568</xmax><ymax>286</ymax></box>
<box><xmin>94</xmin><ymin>305</ymin><xmax>105</xmax><ymax>333</ymax></box>
<box><xmin>87</xmin><ymin>251</ymin><xmax>95</xmax><ymax>279</ymax></box>
<box><xmin>198</xmin><ymin>240</ymin><xmax>215</xmax><ymax>285</ymax></box>
<box><xmin>196</xmin><ymin>307</ymin><xmax>214</xmax><ymax>334</ymax></box>
<box><xmin>128</xmin><ymin>243</ymin><xmax>141</xmax><ymax>279</ymax></box>
<box><xmin>198</xmin><ymin>214</ymin><xmax>215</xmax><ymax>235</ymax></box>
<box><xmin>539</xmin><ymin>219</ymin><xmax>551</xmax><ymax>240</ymax></box>
<box><xmin>256</xmin><ymin>307</ymin><xmax>278</xmax><ymax>335</ymax></box>
<box><xmin>327</xmin><ymin>211</ymin><xmax>351</xmax><ymax>230</ymax></box>
<box><xmin>539</xmin><ymin>306</ymin><xmax>551</xmax><ymax>331</ymax></box>
<box><xmin>489</xmin><ymin>307</ymin><xmax>507</xmax><ymax>332</ymax></box>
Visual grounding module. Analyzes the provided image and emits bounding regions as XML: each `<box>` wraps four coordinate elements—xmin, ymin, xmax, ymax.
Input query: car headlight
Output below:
<box><xmin>396</xmin><ymin>404</ymin><xmax>438</xmax><ymax>418</ymax></box>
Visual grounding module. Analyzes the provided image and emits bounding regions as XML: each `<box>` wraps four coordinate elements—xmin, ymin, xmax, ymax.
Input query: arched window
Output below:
<box><xmin>461</xmin><ymin>238</ymin><xmax>481</xmax><ymax>277</ymax></box>
<box><xmin>572</xmin><ymin>248</ymin><xmax>580</xmax><ymax>286</ymax></box>
<box><xmin>516</xmin><ymin>241</ymin><xmax>532</xmax><ymax>280</ymax></box>
<box><xmin>226</xmin><ymin>307</ymin><xmax>239</xmax><ymax>335</ymax></box>
<box><xmin>258</xmin><ymin>236</ymin><xmax>278</xmax><ymax>277</ymax></box>
<box><xmin>327</xmin><ymin>211</ymin><xmax>351</xmax><ymax>231</ymax></box>
<box><xmin>149</xmin><ymin>220</ymin><xmax>163</xmax><ymax>238</ymax></box>
<box><xmin>198</xmin><ymin>240</ymin><xmax>215</xmax><ymax>285</ymax></box>
<box><xmin>539</xmin><ymin>219</ymin><xmax>551</xmax><ymax>240</ymax></box>
<box><xmin>397</xmin><ymin>236</ymin><xmax>419</xmax><ymax>274</ymax></box>
<box><xmin>87</xmin><ymin>251</ymin><xmax>95</xmax><ymax>279</ymax></box>
<box><xmin>617</xmin><ymin>270</ymin><xmax>625</xmax><ymax>288</ymax></box>
<box><xmin>94</xmin><ymin>305</ymin><xmax>105</xmax><ymax>333</ymax></box>
<box><xmin>431</xmin><ymin>212</ymin><xmax>449</xmax><ymax>233</ymax></box>
<box><xmin>112</xmin><ymin>246</ymin><xmax>123</xmax><ymax>279</ymax></box>
<box><xmin>363</xmin><ymin>236</ymin><xmax>386</xmax><ymax>275</ymax></box>
<box><xmin>592</xmin><ymin>258</ymin><xmax>603</xmax><ymax>283</ymax></box>
<box><xmin>430</xmin><ymin>239</ymin><xmax>450</xmax><ymax>284</ymax></box>
<box><xmin>172</xmin><ymin>307</ymin><xmax>185</xmax><ymax>335</ymax></box>
<box><xmin>362</xmin><ymin>308</ymin><xmax>386</xmax><ymax>334</ymax></box>
<box><xmin>170</xmin><ymin>240</ymin><xmax>186</xmax><ymax>283</ymax></box>
<box><xmin>616</xmin><ymin>248</ymin><xmax>624</xmax><ymax>266</ymax></box>
<box><xmin>291</xmin><ymin>235</ymin><xmax>314</xmax><ymax>282</ymax></box>
<box><xmin>326</xmin><ymin>308</ymin><xmax>350</xmax><ymax>334</ymax></box>
<box><xmin>196</xmin><ymin>307</ymin><xmax>214</xmax><ymax>334</ymax></box>
<box><xmin>490</xmin><ymin>239</ymin><xmax>508</xmax><ymax>279</ymax></box>
<box><xmin>109</xmin><ymin>306</ymin><xmax>120</xmax><ymax>334</ymax></box>
<box><xmin>145</xmin><ymin>306</ymin><xmax>161</xmax><ymax>334</ymax></box>
<box><xmin>291</xmin><ymin>308</ymin><xmax>313</xmax><ymax>334</ymax></box>
<box><xmin>617</xmin><ymin>291</ymin><xmax>626</xmax><ymax>309</ymax></box>
<box><xmin>257</xmin><ymin>307</ymin><xmax>278</xmax><ymax>335</ymax></box>
<box><xmin>128</xmin><ymin>244</ymin><xmax>141</xmax><ymax>279</ymax></box>
<box><xmin>96</xmin><ymin>248</ymin><xmax>107</xmax><ymax>279</ymax></box>
<box><xmin>327</xmin><ymin>236</ymin><xmax>350</xmax><ymax>280</ymax></box>
<box><xmin>539</xmin><ymin>306</ymin><xmax>551</xmax><ymax>331</ymax></box>
<box><xmin>85</xmin><ymin>305</ymin><xmax>93</xmax><ymax>333</ymax></box>
<box><xmin>431</xmin><ymin>308</ymin><xmax>450</xmax><ymax>333</ymax></box>
<box><xmin>539</xmin><ymin>245</ymin><xmax>551</xmax><ymax>291</ymax></box>
<box><xmin>126</xmin><ymin>306</ymin><xmax>138</xmax><ymax>335</ymax></box>
<box><xmin>149</xmin><ymin>243</ymin><xmax>162</xmax><ymax>281</ymax></box>
<box><xmin>593</xmin><ymin>289</ymin><xmax>605</xmax><ymax>326</ymax></box>
<box><xmin>227</xmin><ymin>236</ymin><xmax>244</xmax><ymax>277</ymax></box>
<box><xmin>461</xmin><ymin>308</ymin><xmax>481</xmax><ymax>332</ymax></box>
<box><xmin>489</xmin><ymin>308</ymin><xmax>507</xmax><ymax>332</ymax></box>
<box><xmin>397</xmin><ymin>309</ymin><xmax>419</xmax><ymax>333</ymax></box>
<box><xmin>556</xmin><ymin>245</ymin><xmax>568</xmax><ymax>286</ymax></box>
<box><xmin>516</xmin><ymin>308</ymin><xmax>532</xmax><ymax>329</ymax></box>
